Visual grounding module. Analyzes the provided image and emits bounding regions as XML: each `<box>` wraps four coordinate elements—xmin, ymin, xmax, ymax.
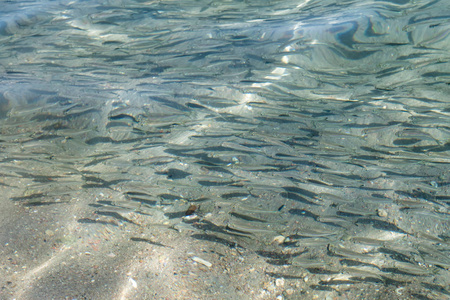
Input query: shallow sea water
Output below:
<box><xmin>0</xmin><ymin>0</ymin><xmax>449</xmax><ymax>299</ymax></box>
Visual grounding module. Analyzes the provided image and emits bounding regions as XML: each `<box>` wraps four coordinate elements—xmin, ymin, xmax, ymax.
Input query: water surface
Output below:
<box><xmin>0</xmin><ymin>0</ymin><xmax>449</xmax><ymax>299</ymax></box>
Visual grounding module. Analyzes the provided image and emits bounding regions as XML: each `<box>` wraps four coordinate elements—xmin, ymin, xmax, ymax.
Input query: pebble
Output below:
<box><xmin>275</xmin><ymin>278</ymin><xmax>285</xmax><ymax>287</ymax></box>
<box><xmin>377</xmin><ymin>208</ymin><xmax>388</xmax><ymax>218</ymax></box>
<box><xmin>286</xmin><ymin>289</ymin><xmax>295</xmax><ymax>295</ymax></box>
<box><xmin>129</xmin><ymin>277</ymin><xmax>138</xmax><ymax>289</ymax></box>
<box><xmin>272</xmin><ymin>235</ymin><xmax>285</xmax><ymax>244</ymax></box>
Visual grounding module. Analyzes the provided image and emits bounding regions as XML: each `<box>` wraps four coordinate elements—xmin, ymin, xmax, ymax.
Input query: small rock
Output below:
<box><xmin>377</xmin><ymin>208</ymin><xmax>388</xmax><ymax>218</ymax></box>
<box><xmin>129</xmin><ymin>277</ymin><xmax>138</xmax><ymax>289</ymax></box>
<box><xmin>275</xmin><ymin>278</ymin><xmax>285</xmax><ymax>287</ymax></box>
<box><xmin>272</xmin><ymin>236</ymin><xmax>285</xmax><ymax>245</ymax></box>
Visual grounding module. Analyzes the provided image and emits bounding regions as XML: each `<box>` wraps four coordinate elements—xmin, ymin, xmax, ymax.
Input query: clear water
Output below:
<box><xmin>0</xmin><ymin>0</ymin><xmax>449</xmax><ymax>299</ymax></box>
